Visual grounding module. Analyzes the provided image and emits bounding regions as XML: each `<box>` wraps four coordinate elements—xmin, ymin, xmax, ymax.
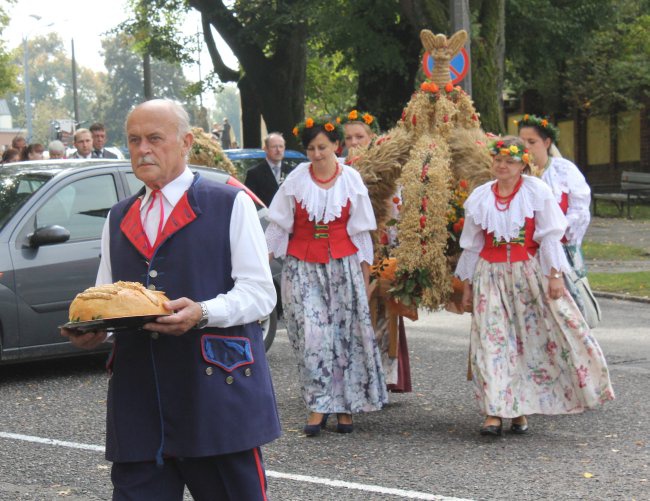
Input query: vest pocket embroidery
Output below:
<box><xmin>201</xmin><ymin>334</ymin><xmax>254</xmax><ymax>372</ymax></box>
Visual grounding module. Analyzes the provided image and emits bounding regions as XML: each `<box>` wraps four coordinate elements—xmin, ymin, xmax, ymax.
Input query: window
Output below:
<box><xmin>36</xmin><ymin>175</ymin><xmax>118</xmax><ymax>240</ymax></box>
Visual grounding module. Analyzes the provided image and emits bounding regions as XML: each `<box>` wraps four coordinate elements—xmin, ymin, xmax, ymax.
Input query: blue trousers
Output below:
<box><xmin>111</xmin><ymin>448</ymin><xmax>268</xmax><ymax>501</ymax></box>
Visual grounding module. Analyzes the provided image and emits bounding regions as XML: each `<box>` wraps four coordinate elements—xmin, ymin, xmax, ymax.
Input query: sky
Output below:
<box><xmin>3</xmin><ymin>0</ymin><xmax>238</xmax><ymax>107</ymax></box>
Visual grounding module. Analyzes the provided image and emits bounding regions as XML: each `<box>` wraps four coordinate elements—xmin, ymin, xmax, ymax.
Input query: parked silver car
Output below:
<box><xmin>0</xmin><ymin>159</ymin><xmax>280</xmax><ymax>364</ymax></box>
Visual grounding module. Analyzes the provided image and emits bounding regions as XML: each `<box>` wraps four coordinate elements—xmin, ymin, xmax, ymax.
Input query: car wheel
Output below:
<box><xmin>260</xmin><ymin>307</ymin><xmax>278</xmax><ymax>352</ymax></box>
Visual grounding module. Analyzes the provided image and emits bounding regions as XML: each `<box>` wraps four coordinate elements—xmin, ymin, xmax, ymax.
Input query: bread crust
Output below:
<box><xmin>69</xmin><ymin>281</ymin><xmax>170</xmax><ymax>322</ymax></box>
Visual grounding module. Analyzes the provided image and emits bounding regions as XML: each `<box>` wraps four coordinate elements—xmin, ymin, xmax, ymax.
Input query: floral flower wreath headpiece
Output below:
<box><xmin>292</xmin><ymin>116</ymin><xmax>343</xmax><ymax>139</ymax></box>
<box><xmin>514</xmin><ymin>114</ymin><xmax>559</xmax><ymax>144</ymax></box>
<box><xmin>335</xmin><ymin>109</ymin><xmax>380</xmax><ymax>134</ymax></box>
<box><xmin>488</xmin><ymin>140</ymin><xmax>530</xmax><ymax>165</ymax></box>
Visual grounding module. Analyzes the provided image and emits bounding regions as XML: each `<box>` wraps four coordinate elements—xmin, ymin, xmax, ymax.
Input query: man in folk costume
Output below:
<box><xmin>62</xmin><ymin>99</ymin><xmax>280</xmax><ymax>500</ymax></box>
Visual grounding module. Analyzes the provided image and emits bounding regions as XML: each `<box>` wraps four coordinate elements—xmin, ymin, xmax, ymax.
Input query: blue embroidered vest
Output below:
<box><xmin>105</xmin><ymin>174</ymin><xmax>281</xmax><ymax>462</ymax></box>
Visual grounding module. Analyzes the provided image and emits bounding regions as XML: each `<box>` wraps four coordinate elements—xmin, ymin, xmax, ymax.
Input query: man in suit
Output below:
<box><xmin>90</xmin><ymin>122</ymin><xmax>118</xmax><ymax>159</ymax></box>
<box><xmin>61</xmin><ymin>99</ymin><xmax>280</xmax><ymax>500</ymax></box>
<box><xmin>244</xmin><ymin>132</ymin><xmax>293</xmax><ymax>207</ymax></box>
<box><xmin>71</xmin><ymin>128</ymin><xmax>93</xmax><ymax>158</ymax></box>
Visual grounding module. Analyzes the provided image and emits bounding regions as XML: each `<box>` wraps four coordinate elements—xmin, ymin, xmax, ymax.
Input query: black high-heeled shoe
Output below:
<box><xmin>510</xmin><ymin>417</ymin><xmax>529</xmax><ymax>434</ymax></box>
<box><xmin>303</xmin><ymin>423</ymin><xmax>321</xmax><ymax>437</ymax></box>
<box><xmin>336</xmin><ymin>414</ymin><xmax>353</xmax><ymax>434</ymax></box>
<box><xmin>479</xmin><ymin>418</ymin><xmax>503</xmax><ymax>436</ymax></box>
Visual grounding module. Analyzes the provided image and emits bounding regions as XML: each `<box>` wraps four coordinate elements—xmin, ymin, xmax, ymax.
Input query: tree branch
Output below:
<box><xmin>189</xmin><ymin>0</ymin><xmax>270</xmax><ymax>78</ymax></box>
<box><xmin>201</xmin><ymin>12</ymin><xmax>238</xmax><ymax>83</ymax></box>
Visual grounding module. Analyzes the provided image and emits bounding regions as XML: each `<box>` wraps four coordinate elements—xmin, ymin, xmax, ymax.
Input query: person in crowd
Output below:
<box><xmin>210</xmin><ymin>122</ymin><xmax>222</xmax><ymax>142</ymax></box>
<box><xmin>61</xmin><ymin>99</ymin><xmax>281</xmax><ymax>500</ymax></box>
<box><xmin>339</xmin><ymin>109</ymin><xmax>412</xmax><ymax>393</ymax></box>
<box><xmin>47</xmin><ymin>140</ymin><xmax>66</xmax><ymax>159</ymax></box>
<box><xmin>244</xmin><ymin>132</ymin><xmax>293</xmax><ymax>207</ymax></box>
<box><xmin>221</xmin><ymin>118</ymin><xmax>232</xmax><ymax>149</ymax></box>
<box><xmin>455</xmin><ymin>135</ymin><xmax>614</xmax><ymax>436</ymax></box>
<box><xmin>517</xmin><ymin>114</ymin><xmax>593</xmax><ymax>319</ymax></box>
<box><xmin>1</xmin><ymin>148</ymin><xmax>20</xmax><ymax>164</ymax></box>
<box><xmin>89</xmin><ymin>122</ymin><xmax>119</xmax><ymax>158</ymax></box>
<box><xmin>11</xmin><ymin>135</ymin><xmax>26</xmax><ymax>153</ymax></box>
<box><xmin>71</xmin><ymin>128</ymin><xmax>93</xmax><ymax>159</ymax></box>
<box><xmin>266</xmin><ymin>117</ymin><xmax>387</xmax><ymax>437</ymax></box>
<box><xmin>20</xmin><ymin>143</ymin><xmax>45</xmax><ymax>161</ymax></box>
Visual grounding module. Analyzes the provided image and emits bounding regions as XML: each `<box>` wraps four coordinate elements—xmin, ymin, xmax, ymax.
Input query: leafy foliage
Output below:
<box><xmin>505</xmin><ymin>0</ymin><xmax>611</xmax><ymax>114</ymax></box>
<box><xmin>565</xmin><ymin>1</ymin><xmax>650</xmax><ymax>114</ymax></box>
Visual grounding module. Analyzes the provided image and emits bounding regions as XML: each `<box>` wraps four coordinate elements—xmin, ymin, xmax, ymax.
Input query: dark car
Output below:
<box><xmin>224</xmin><ymin>148</ymin><xmax>307</xmax><ymax>181</ymax></box>
<box><xmin>0</xmin><ymin>159</ymin><xmax>280</xmax><ymax>365</ymax></box>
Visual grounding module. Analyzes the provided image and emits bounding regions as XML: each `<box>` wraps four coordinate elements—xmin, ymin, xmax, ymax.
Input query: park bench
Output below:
<box><xmin>592</xmin><ymin>170</ymin><xmax>650</xmax><ymax>219</ymax></box>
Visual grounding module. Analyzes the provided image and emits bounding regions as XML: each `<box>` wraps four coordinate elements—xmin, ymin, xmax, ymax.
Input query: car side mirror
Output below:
<box><xmin>27</xmin><ymin>225</ymin><xmax>71</xmax><ymax>248</ymax></box>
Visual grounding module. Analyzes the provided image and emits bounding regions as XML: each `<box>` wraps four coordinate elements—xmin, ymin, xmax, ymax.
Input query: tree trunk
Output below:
<box><xmin>238</xmin><ymin>76</ymin><xmax>261</xmax><ymax>148</ymax></box>
<box><xmin>469</xmin><ymin>0</ymin><xmax>505</xmax><ymax>133</ymax></box>
<box><xmin>192</xmin><ymin>0</ymin><xmax>307</xmax><ymax>150</ymax></box>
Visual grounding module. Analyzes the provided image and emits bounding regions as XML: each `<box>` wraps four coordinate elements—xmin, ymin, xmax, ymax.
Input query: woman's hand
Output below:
<box><xmin>462</xmin><ymin>281</ymin><xmax>473</xmax><ymax>311</ymax></box>
<box><xmin>547</xmin><ymin>276</ymin><xmax>565</xmax><ymax>300</ymax></box>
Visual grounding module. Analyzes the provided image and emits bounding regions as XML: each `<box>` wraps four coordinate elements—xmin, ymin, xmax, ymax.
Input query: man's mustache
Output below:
<box><xmin>137</xmin><ymin>156</ymin><xmax>157</xmax><ymax>166</ymax></box>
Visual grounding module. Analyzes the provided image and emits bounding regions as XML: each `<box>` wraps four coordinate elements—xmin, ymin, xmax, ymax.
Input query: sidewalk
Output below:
<box><xmin>584</xmin><ymin>217</ymin><xmax>650</xmax><ymax>302</ymax></box>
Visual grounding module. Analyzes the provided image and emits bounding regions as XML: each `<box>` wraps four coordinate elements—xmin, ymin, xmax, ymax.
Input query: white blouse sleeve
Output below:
<box><xmin>455</xmin><ymin>212</ymin><xmax>484</xmax><ymax>283</ymax></box>
<box><xmin>264</xmin><ymin>185</ymin><xmax>294</xmax><ymax>258</ymax></box>
<box><xmin>534</xmin><ymin>197</ymin><xmax>572</xmax><ymax>275</ymax></box>
<box><xmin>347</xmin><ymin>191</ymin><xmax>377</xmax><ymax>265</ymax></box>
<box><xmin>565</xmin><ymin>166</ymin><xmax>591</xmax><ymax>246</ymax></box>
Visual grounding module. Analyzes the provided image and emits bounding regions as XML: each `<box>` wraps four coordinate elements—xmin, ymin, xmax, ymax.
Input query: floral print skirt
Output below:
<box><xmin>470</xmin><ymin>257</ymin><xmax>614</xmax><ymax>418</ymax></box>
<box><xmin>282</xmin><ymin>255</ymin><xmax>388</xmax><ymax>414</ymax></box>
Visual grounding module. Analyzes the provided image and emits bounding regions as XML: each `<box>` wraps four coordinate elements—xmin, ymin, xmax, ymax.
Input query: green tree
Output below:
<box><xmin>7</xmin><ymin>33</ymin><xmax>106</xmax><ymax>144</ymax></box>
<box><xmin>0</xmin><ymin>0</ymin><xmax>18</xmax><ymax>96</ymax></box>
<box><xmin>304</xmin><ymin>49</ymin><xmax>357</xmax><ymax>117</ymax></box>
<box><xmin>99</xmin><ymin>32</ymin><xmax>195</xmax><ymax>147</ymax></box>
<box><xmin>564</xmin><ymin>1</ymin><xmax>650</xmax><ymax>115</ymax></box>
<box><xmin>505</xmin><ymin>0</ymin><xmax>611</xmax><ymax>115</ymax></box>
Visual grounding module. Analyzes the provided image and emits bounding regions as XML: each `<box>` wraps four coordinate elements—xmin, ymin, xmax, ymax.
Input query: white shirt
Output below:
<box><xmin>455</xmin><ymin>175</ymin><xmax>571</xmax><ymax>282</ymax></box>
<box><xmin>96</xmin><ymin>167</ymin><xmax>276</xmax><ymax>327</ymax></box>
<box><xmin>265</xmin><ymin>161</ymin><xmax>376</xmax><ymax>264</ymax></box>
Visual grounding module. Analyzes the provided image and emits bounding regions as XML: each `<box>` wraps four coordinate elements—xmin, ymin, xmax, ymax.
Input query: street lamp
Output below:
<box><xmin>23</xmin><ymin>14</ymin><xmax>53</xmax><ymax>142</ymax></box>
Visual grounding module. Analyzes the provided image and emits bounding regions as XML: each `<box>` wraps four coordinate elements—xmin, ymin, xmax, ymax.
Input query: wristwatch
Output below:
<box><xmin>195</xmin><ymin>301</ymin><xmax>209</xmax><ymax>329</ymax></box>
<box><xmin>550</xmin><ymin>272</ymin><xmax>562</xmax><ymax>279</ymax></box>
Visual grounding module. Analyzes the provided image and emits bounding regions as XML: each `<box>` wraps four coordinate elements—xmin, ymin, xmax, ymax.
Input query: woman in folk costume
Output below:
<box><xmin>265</xmin><ymin>117</ymin><xmax>387</xmax><ymax>437</ymax></box>
<box><xmin>455</xmin><ymin>136</ymin><xmax>614</xmax><ymax>436</ymax></box>
<box><xmin>517</xmin><ymin>115</ymin><xmax>597</xmax><ymax>324</ymax></box>
<box><xmin>339</xmin><ymin>109</ymin><xmax>412</xmax><ymax>393</ymax></box>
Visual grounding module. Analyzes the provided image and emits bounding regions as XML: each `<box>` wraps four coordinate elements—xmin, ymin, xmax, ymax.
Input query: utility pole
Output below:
<box><xmin>449</xmin><ymin>0</ymin><xmax>472</xmax><ymax>96</ymax></box>
<box><xmin>23</xmin><ymin>37</ymin><xmax>32</xmax><ymax>142</ymax></box>
<box><xmin>143</xmin><ymin>53</ymin><xmax>153</xmax><ymax>100</ymax></box>
<box><xmin>71</xmin><ymin>38</ymin><xmax>80</xmax><ymax>124</ymax></box>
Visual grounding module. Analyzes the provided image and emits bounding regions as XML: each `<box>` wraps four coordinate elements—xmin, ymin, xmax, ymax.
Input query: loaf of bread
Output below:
<box><xmin>69</xmin><ymin>281</ymin><xmax>170</xmax><ymax>322</ymax></box>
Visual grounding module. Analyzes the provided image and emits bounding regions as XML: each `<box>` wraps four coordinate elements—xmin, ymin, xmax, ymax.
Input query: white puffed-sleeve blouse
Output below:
<box><xmin>265</xmin><ymin>161</ymin><xmax>376</xmax><ymax>264</ymax></box>
<box><xmin>542</xmin><ymin>157</ymin><xmax>591</xmax><ymax>246</ymax></box>
<box><xmin>455</xmin><ymin>175</ymin><xmax>572</xmax><ymax>282</ymax></box>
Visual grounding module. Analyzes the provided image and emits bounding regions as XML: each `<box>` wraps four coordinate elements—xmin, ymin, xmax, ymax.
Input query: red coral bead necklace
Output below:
<box><xmin>309</xmin><ymin>163</ymin><xmax>339</xmax><ymax>184</ymax></box>
<box><xmin>492</xmin><ymin>175</ymin><xmax>524</xmax><ymax>211</ymax></box>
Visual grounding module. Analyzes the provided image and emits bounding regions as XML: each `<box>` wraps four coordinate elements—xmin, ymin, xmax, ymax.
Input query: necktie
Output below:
<box><xmin>144</xmin><ymin>190</ymin><xmax>165</xmax><ymax>247</ymax></box>
<box><xmin>272</xmin><ymin>164</ymin><xmax>281</xmax><ymax>182</ymax></box>
<box><xmin>94</xmin><ymin>149</ymin><xmax>103</xmax><ymax>158</ymax></box>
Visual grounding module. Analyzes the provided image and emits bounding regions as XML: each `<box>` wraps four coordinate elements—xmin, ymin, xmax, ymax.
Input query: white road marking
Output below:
<box><xmin>0</xmin><ymin>431</ymin><xmax>473</xmax><ymax>501</ymax></box>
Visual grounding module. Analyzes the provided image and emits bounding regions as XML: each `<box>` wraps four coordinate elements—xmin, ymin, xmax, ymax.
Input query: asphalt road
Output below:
<box><xmin>0</xmin><ymin>297</ymin><xmax>648</xmax><ymax>501</ymax></box>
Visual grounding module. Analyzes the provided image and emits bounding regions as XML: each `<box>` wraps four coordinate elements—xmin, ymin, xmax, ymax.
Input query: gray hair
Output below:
<box><xmin>125</xmin><ymin>99</ymin><xmax>191</xmax><ymax>141</ymax></box>
<box><xmin>263</xmin><ymin>132</ymin><xmax>285</xmax><ymax>148</ymax></box>
<box><xmin>48</xmin><ymin>140</ymin><xmax>65</xmax><ymax>153</ymax></box>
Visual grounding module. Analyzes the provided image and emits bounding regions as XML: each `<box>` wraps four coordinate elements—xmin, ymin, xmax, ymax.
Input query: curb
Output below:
<box><xmin>593</xmin><ymin>291</ymin><xmax>650</xmax><ymax>304</ymax></box>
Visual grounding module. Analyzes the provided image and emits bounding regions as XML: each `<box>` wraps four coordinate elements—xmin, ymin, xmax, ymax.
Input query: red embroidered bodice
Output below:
<box><xmin>286</xmin><ymin>200</ymin><xmax>358</xmax><ymax>263</ymax></box>
<box><xmin>480</xmin><ymin>217</ymin><xmax>539</xmax><ymax>263</ymax></box>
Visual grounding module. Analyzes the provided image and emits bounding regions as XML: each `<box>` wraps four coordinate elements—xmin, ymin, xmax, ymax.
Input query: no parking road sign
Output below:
<box><xmin>422</xmin><ymin>47</ymin><xmax>469</xmax><ymax>85</ymax></box>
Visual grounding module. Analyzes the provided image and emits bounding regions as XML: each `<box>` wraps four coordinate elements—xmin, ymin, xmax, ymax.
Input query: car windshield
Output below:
<box><xmin>0</xmin><ymin>171</ymin><xmax>51</xmax><ymax>230</ymax></box>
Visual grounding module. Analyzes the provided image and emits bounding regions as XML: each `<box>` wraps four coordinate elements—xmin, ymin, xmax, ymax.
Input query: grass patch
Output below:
<box><xmin>593</xmin><ymin>202</ymin><xmax>650</xmax><ymax>219</ymax></box>
<box><xmin>582</xmin><ymin>241</ymin><xmax>650</xmax><ymax>261</ymax></box>
<box><xmin>589</xmin><ymin>271</ymin><xmax>650</xmax><ymax>296</ymax></box>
